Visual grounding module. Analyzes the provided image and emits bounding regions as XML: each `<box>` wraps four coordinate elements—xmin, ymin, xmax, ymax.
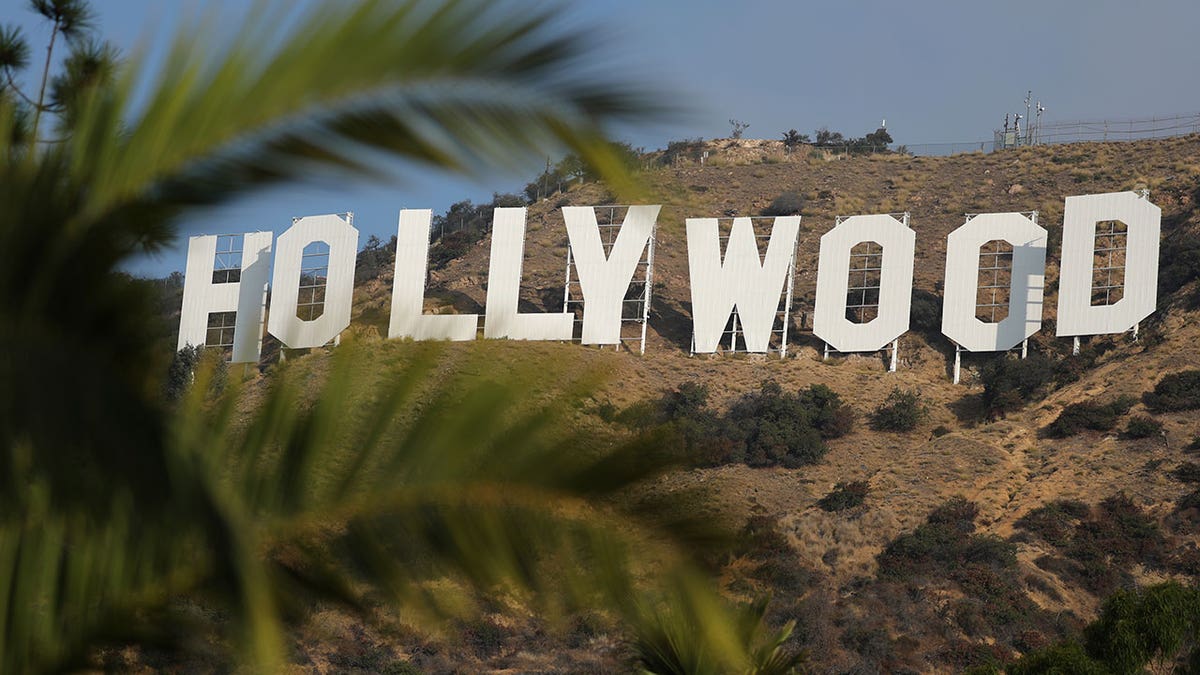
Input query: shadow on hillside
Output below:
<box><xmin>649</xmin><ymin>300</ymin><xmax>696</xmax><ymax>351</ymax></box>
<box><xmin>948</xmin><ymin>393</ymin><xmax>987</xmax><ymax>426</ymax></box>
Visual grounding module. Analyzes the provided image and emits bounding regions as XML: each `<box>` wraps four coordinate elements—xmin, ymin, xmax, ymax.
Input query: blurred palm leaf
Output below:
<box><xmin>0</xmin><ymin>1</ymin><xmax>776</xmax><ymax>672</ymax></box>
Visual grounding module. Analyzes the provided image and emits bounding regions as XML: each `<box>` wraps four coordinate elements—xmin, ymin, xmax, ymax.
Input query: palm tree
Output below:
<box><xmin>0</xmin><ymin>1</ymin><xmax>802</xmax><ymax>672</ymax></box>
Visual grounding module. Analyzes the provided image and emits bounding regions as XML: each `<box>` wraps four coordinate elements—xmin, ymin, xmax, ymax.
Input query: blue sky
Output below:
<box><xmin>7</xmin><ymin>0</ymin><xmax>1200</xmax><ymax>276</ymax></box>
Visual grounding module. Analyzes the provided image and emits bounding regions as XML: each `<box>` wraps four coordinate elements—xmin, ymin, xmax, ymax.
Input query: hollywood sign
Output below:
<box><xmin>178</xmin><ymin>191</ymin><xmax>1159</xmax><ymax>376</ymax></box>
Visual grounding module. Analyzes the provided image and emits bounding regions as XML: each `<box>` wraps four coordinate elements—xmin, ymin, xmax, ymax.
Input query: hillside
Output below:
<box><xmin>188</xmin><ymin>136</ymin><xmax>1200</xmax><ymax>673</ymax></box>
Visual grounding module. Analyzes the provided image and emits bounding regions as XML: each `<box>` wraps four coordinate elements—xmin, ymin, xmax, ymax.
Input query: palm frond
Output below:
<box><xmin>66</xmin><ymin>0</ymin><xmax>660</xmax><ymax>246</ymax></box>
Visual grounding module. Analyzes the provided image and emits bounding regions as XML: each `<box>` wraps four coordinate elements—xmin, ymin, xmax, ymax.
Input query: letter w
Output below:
<box><xmin>686</xmin><ymin>217</ymin><xmax>800</xmax><ymax>353</ymax></box>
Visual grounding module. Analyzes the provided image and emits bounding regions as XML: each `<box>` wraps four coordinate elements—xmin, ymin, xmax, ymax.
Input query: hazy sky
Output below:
<box><xmin>7</xmin><ymin>0</ymin><xmax>1200</xmax><ymax>276</ymax></box>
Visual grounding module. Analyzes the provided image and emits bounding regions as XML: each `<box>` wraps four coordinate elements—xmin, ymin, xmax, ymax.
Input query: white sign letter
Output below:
<box><xmin>942</xmin><ymin>212</ymin><xmax>1047</xmax><ymax>352</ymax></box>
<box><xmin>563</xmin><ymin>205</ymin><xmax>660</xmax><ymax>345</ymax></box>
<box><xmin>1056</xmin><ymin>191</ymin><xmax>1160</xmax><ymax>337</ymax></box>
<box><xmin>813</xmin><ymin>214</ymin><xmax>915</xmax><ymax>353</ymax></box>
<box><xmin>177</xmin><ymin>232</ymin><xmax>273</xmax><ymax>363</ymax></box>
<box><xmin>484</xmin><ymin>207</ymin><xmax>573</xmax><ymax>340</ymax></box>
<box><xmin>389</xmin><ymin>209</ymin><xmax>479</xmax><ymax>341</ymax></box>
<box><xmin>686</xmin><ymin>216</ymin><xmax>800</xmax><ymax>353</ymax></box>
<box><xmin>268</xmin><ymin>214</ymin><xmax>358</xmax><ymax>349</ymax></box>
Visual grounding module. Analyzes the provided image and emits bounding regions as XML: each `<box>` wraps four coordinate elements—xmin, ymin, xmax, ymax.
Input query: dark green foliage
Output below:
<box><xmin>1122</xmin><ymin>415</ymin><xmax>1162</xmax><ymax>439</ymax></box>
<box><xmin>2</xmin><ymin>0</ymin><xmax>782</xmax><ymax>669</ymax></box>
<box><xmin>1177</xmin><ymin>489</ymin><xmax>1200</xmax><ymax>511</ymax></box>
<box><xmin>812</xmin><ymin>126</ymin><xmax>893</xmax><ymax>154</ymax></box>
<box><xmin>429</xmin><ymin>230</ymin><xmax>474</xmax><ymax>268</ymax></box>
<box><xmin>1172</xmin><ymin>462</ymin><xmax>1200</xmax><ymax>484</ymax></box>
<box><xmin>1042</xmin><ymin>396</ymin><xmax>1134</xmax><ymax>438</ymax></box>
<box><xmin>781</xmin><ymin>129</ymin><xmax>809</xmax><ymax>148</ymax></box>
<box><xmin>870</xmin><ymin>387</ymin><xmax>927</xmax><ymax>432</ymax></box>
<box><xmin>727</xmin><ymin>381</ymin><xmax>829</xmax><ymax>468</ymax></box>
<box><xmin>1005</xmin><ymin>640</ymin><xmax>1107</xmax><ymax>674</ymax></box>
<box><xmin>1157</xmin><ymin>232</ymin><xmax>1200</xmax><ymax>297</ymax></box>
<box><xmin>1010</xmin><ymin>582</ymin><xmax>1200</xmax><ymax>675</ymax></box>
<box><xmin>980</xmin><ymin>354</ymin><xmax>1056</xmax><ymax>416</ymax></box>
<box><xmin>932</xmin><ymin>425</ymin><xmax>951</xmax><ymax>437</ymax></box>
<box><xmin>762</xmin><ymin>191</ymin><xmax>804</xmax><ymax>217</ymax></box>
<box><xmin>817</xmin><ymin>481</ymin><xmax>869</xmax><ymax>512</ymax></box>
<box><xmin>661</xmin><ymin>137</ymin><xmax>706</xmax><ymax>165</ymax></box>
<box><xmin>428</xmin><ymin>193</ymin><xmax>526</xmax><ymax>268</ymax></box>
<box><xmin>164</xmin><ymin>345</ymin><xmax>202</xmax><ymax>402</ymax></box>
<box><xmin>1015</xmin><ymin>501</ymin><xmax>1090</xmax><ymax>548</ymax></box>
<box><xmin>878</xmin><ymin>498</ymin><xmax>1016</xmax><ymax>580</ymax></box>
<box><xmin>354</xmin><ymin>234</ymin><xmax>396</xmax><ymax>284</ymax></box>
<box><xmin>629</xmin><ymin>381</ymin><xmax>854</xmax><ymax>469</ymax></box>
<box><xmin>736</xmin><ymin>515</ymin><xmax>813</xmax><ymax>594</ymax></box>
<box><xmin>524</xmin><ymin>142</ymin><xmax>641</xmax><ymax>201</ymax></box>
<box><xmin>909</xmin><ymin>288</ymin><xmax>942</xmax><ymax>335</ymax></box>
<box><xmin>1143</xmin><ymin>370</ymin><xmax>1200</xmax><ymax>413</ymax></box>
<box><xmin>1016</xmin><ymin>495</ymin><xmax>1165</xmax><ymax>595</ymax></box>
<box><xmin>876</xmin><ymin>498</ymin><xmax>1038</xmax><ymax>646</ymax></box>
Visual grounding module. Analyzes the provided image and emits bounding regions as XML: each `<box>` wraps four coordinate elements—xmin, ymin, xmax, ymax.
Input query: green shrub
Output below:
<box><xmin>165</xmin><ymin>345</ymin><xmax>203</xmax><ymax>402</ymax></box>
<box><xmin>1171</xmin><ymin>462</ymin><xmax>1200</xmax><ymax>483</ymax></box>
<box><xmin>979</xmin><ymin>354</ymin><xmax>1055</xmax><ymax>416</ymax></box>
<box><xmin>164</xmin><ymin>345</ymin><xmax>227</xmax><ymax>402</ymax></box>
<box><xmin>817</xmin><ymin>481</ymin><xmax>869</xmax><ymax>512</ymax></box>
<box><xmin>909</xmin><ymin>289</ymin><xmax>942</xmax><ymax>335</ymax></box>
<box><xmin>1014</xmin><ymin>500</ymin><xmax>1090</xmax><ymax>548</ymax></box>
<box><xmin>877</xmin><ymin>497</ymin><xmax>1016</xmax><ymax>582</ymax></box>
<box><xmin>762</xmin><ymin>191</ymin><xmax>804</xmax><ymax>217</ymax></box>
<box><xmin>1143</xmin><ymin>370</ymin><xmax>1200</xmax><ymax>412</ymax></box>
<box><xmin>1122</xmin><ymin>415</ymin><xmax>1163</xmax><ymax>439</ymax></box>
<box><xmin>1017</xmin><ymin>494</ymin><xmax>1165</xmax><ymax>595</ymax></box>
<box><xmin>1042</xmin><ymin>396</ymin><xmax>1134</xmax><ymax>438</ymax></box>
<box><xmin>661</xmin><ymin>137</ymin><xmax>706</xmax><ymax>165</ymax></box>
<box><xmin>1158</xmin><ymin>232</ymin><xmax>1200</xmax><ymax>296</ymax></box>
<box><xmin>728</xmin><ymin>381</ymin><xmax>827</xmax><ymax>467</ymax></box>
<box><xmin>635</xmin><ymin>381</ymin><xmax>854</xmax><ymax>469</ymax></box>
<box><xmin>870</xmin><ymin>387</ymin><xmax>927</xmax><ymax>432</ymax></box>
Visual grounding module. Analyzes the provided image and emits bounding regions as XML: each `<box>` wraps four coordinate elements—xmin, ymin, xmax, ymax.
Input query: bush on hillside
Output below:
<box><xmin>1158</xmin><ymin>232</ymin><xmax>1200</xmax><ymax>297</ymax></box>
<box><xmin>1042</xmin><ymin>396</ymin><xmax>1134</xmax><ymax>438</ymax></box>
<box><xmin>1123</xmin><ymin>415</ymin><xmax>1163</xmax><ymax>439</ymax></box>
<box><xmin>1016</xmin><ymin>494</ymin><xmax>1165</xmax><ymax>595</ymax></box>
<box><xmin>727</xmin><ymin>381</ymin><xmax>829</xmax><ymax>467</ymax></box>
<box><xmin>624</xmin><ymin>380</ymin><xmax>855</xmax><ymax>469</ymax></box>
<box><xmin>165</xmin><ymin>345</ymin><xmax>203</xmax><ymax>402</ymax></box>
<box><xmin>1143</xmin><ymin>370</ymin><xmax>1200</xmax><ymax>413</ymax></box>
<box><xmin>1171</xmin><ymin>462</ymin><xmax>1200</xmax><ymax>484</ymax></box>
<box><xmin>979</xmin><ymin>354</ymin><xmax>1056</xmax><ymax>416</ymax></box>
<box><xmin>354</xmin><ymin>234</ymin><xmax>396</xmax><ymax>284</ymax></box>
<box><xmin>164</xmin><ymin>345</ymin><xmax>227</xmax><ymax>403</ymax></box>
<box><xmin>660</xmin><ymin>138</ymin><xmax>706</xmax><ymax>165</ymax></box>
<box><xmin>909</xmin><ymin>288</ymin><xmax>942</xmax><ymax>335</ymax></box>
<box><xmin>817</xmin><ymin>481</ymin><xmax>869</xmax><ymax>512</ymax></box>
<box><xmin>762</xmin><ymin>191</ymin><xmax>804</xmax><ymax>217</ymax></box>
<box><xmin>877</xmin><ymin>497</ymin><xmax>1016</xmax><ymax>581</ymax></box>
<box><xmin>870</xmin><ymin>387</ymin><xmax>927</xmax><ymax>432</ymax></box>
